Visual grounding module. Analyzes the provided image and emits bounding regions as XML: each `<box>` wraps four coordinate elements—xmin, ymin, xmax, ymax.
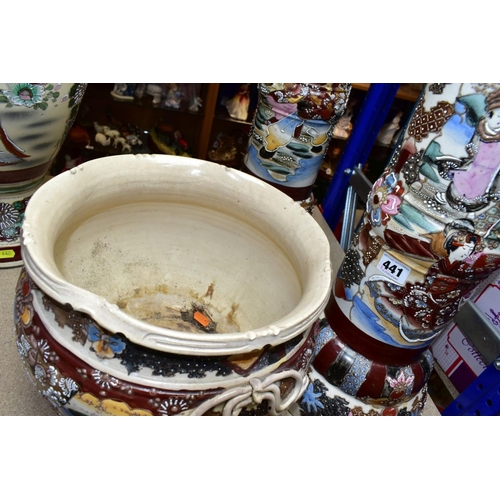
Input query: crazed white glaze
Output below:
<box><xmin>21</xmin><ymin>154</ymin><xmax>332</xmax><ymax>356</ymax></box>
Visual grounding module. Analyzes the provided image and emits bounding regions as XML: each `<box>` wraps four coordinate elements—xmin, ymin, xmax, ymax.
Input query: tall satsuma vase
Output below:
<box><xmin>300</xmin><ymin>83</ymin><xmax>500</xmax><ymax>416</ymax></box>
<box><xmin>242</xmin><ymin>83</ymin><xmax>351</xmax><ymax>212</ymax></box>
<box><xmin>0</xmin><ymin>83</ymin><xmax>86</xmax><ymax>267</ymax></box>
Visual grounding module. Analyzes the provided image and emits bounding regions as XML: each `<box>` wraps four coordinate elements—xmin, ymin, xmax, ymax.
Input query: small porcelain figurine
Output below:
<box><xmin>126</xmin><ymin>133</ymin><xmax>143</xmax><ymax>147</ymax></box>
<box><xmin>376</xmin><ymin>111</ymin><xmax>403</xmax><ymax>146</ymax></box>
<box><xmin>179</xmin><ymin>83</ymin><xmax>203</xmax><ymax>113</ymax></box>
<box><xmin>150</xmin><ymin>121</ymin><xmax>191</xmax><ymax>157</ymax></box>
<box><xmin>110</xmin><ymin>84</ymin><xmax>136</xmax><ymax>101</ymax></box>
<box><xmin>61</xmin><ymin>154</ymin><xmax>86</xmax><ymax>173</ymax></box>
<box><xmin>146</xmin><ymin>84</ymin><xmax>164</xmax><ymax>106</ymax></box>
<box><xmin>391</xmin><ymin>128</ymin><xmax>403</xmax><ymax>147</ymax></box>
<box><xmin>103</xmin><ymin>127</ymin><xmax>121</xmax><ymax>140</ymax></box>
<box><xmin>188</xmin><ymin>96</ymin><xmax>203</xmax><ymax>113</ymax></box>
<box><xmin>164</xmin><ymin>84</ymin><xmax>183</xmax><ymax>109</ymax></box>
<box><xmin>208</xmin><ymin>132</ymin><xmax>238</xmax><ymax>165</ymax></box>
<box><xmin>94</xmin><ymin>132</ymin><xmax>111</xmax><ymax>147</ymax></box>
<box><xmin>332</xmin><ymin>100</ymin><xmax>356</xmax><ymax>139</ymax></box>
<box><xmin>226</xmin><ymin>84</ymin><xmax>251</xmax><ymax>121</ymax></box>
<box><xmin>93</xmin><ymin>121</ymin><xmax>105</xmax><ymax>134</ymax></box>
<box><xmin>134</xmin><ymin>83</ymin><xmax>146</xmax><ymax>99</ymax></box>
<box><xmin>113</xmin><ymin>136</ymin><xmax>132</xmax><ymax>152</ymax></box>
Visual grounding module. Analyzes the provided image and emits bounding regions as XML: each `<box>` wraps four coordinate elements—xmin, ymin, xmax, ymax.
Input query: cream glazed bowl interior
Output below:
<box><xmin>21</xmin><ymin>154</ymin><xmax>332</xmax><ymax>356</ymax></box>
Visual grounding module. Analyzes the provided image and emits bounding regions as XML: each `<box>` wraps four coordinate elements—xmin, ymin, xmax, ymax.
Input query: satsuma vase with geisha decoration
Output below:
<box><xmin>14</xmin><ymin>154</ymin><xmax>332</xmax><ymax>416</ymax></box>
<box><xmin>242</xmin><ymin>83</ymin><xmax>351</xmax><ymax>212</ymax></box>
<box><xmin>299</xmin><ymin>83</ymin><xmax>500</xmax><ymax>416</ymax></box>
<box><xmin>0</xmin><ymin>83</ymin><xmax>86</xmax><ymax>268</ymax></box>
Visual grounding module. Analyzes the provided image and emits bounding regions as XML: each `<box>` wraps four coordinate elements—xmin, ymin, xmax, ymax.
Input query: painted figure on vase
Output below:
<box><xmin>446</xmin><ymin>89</ymin><xmax>500</xmax><ymax>212</ymax></box>
<box><xmin>365</xmin><ymin>218</ymin><xmax>494</xmax><ymax>344</ymax></box>
<box><xmin>402</xmin><ymin>84</ymin><xmax>500</xmax><ymax>223</ymax></box>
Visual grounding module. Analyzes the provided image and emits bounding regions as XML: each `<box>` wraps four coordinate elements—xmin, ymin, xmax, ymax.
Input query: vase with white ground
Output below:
<box><xmin>0</xmin><ymin>83</ymin><xmax>86</xmax><ymax>267</ymax></box>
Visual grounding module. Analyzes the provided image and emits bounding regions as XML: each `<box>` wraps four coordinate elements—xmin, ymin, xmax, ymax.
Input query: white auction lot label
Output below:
<box><xmin>376</xmin><ymin>251</ymin><xmax>411</xmax><ymax>285</ymax></box>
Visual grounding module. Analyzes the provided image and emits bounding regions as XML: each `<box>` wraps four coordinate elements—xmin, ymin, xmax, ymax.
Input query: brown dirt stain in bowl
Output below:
<box><xmin>204</xmin><ymin>282</ymin><xmax>215</xmax><ymax>299</ymax></box>
<box><xmin>115</xmin><ymin>285</ymin><xmax>241</xmax><ymax>333</ymax></box>
<box><xmin>227</xmin><ymin>302</ymin><xmax>239</xmax><ymax>325</ymax></box>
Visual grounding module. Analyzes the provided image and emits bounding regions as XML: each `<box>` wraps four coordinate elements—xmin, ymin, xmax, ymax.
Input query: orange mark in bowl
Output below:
<box><xmin>193</xmin><ymin>311</ymin><xmax>210</xmax><ymax>327</ymax></box>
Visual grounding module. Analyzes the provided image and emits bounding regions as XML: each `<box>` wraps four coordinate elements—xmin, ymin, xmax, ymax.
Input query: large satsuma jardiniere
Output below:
<box><xmin>0</xmin><ymin>83</ymin><xmax>86</xmax><ymax>267</ymax></box>
<box><xmin>15</xmin><ymin>154</ymin><xmax>332</xmax><ymax>415</ymax></box>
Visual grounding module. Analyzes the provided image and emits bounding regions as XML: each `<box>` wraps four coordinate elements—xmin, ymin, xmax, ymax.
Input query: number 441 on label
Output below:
<box><xmin>376</xmin><ymin>251</ymin><xmax>411</xmax><ymax>286</ymax></box>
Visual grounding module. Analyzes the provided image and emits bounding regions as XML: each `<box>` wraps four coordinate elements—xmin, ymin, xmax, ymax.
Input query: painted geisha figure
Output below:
<box><xmin>402</xmin><ymin>84</ymin><xmax>500</xmax><ymax>221</ymax></box>
<box><xmin>364</xmin><ymin>218</ymin><xmax>498</xmax><ymax>344</ymax></box>
<box><xmin>334</xmin><ymin>84</ymin><xmax>500</xmax><ymax>352</ymax></box>
<box><xmin>446</xmin><ymin>88</ymin><xmax>500</xmax><ymax>211</ymax></box>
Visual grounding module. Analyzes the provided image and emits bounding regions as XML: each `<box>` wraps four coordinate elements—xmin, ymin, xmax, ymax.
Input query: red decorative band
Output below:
<box><xmin>312</xmin><ymin>327</ymin><xmax>434</xmax><ymax>401</ymax></box>
<box><xmin>0</xmin><ymin>161</ymin><xmax>52</xmax><ymax>184</ymax></box>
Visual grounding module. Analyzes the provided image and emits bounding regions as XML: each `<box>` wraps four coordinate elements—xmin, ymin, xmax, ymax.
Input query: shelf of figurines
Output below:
<box><xmin>83</xmin><ymin>83</ymin><xmax>421</xmax><ymax>123</ymax></box>
<box><xmin>51</xmin><ymin>123</ymin><xmax>194</xmax><ymax>176</ymax></box>
<box><xmin>91</xmin><ymin>83</ymin><xmax>422</xmax><ymax>121</ymax></box>
<box><xmin>51</xmin><ymin>84</ymin><xmax>209</xmax><ymax>175</ymax></box>
<box><xmin>52</xmin><ymin>82</ymin><xmax>420</xmax><ymax>184</ymax></box>
<box><xmin>79</xmin><ymin>84</ymin><xmax>208</xmax><ymax>147</ymax></box>
<box><xmin>100</xmin><ymin>83</ymin><xmax>206</xmax><ymax>116</ymax></box>
<box><xmin>102</xmin><ymin>83</ymin><xmax>257</xmax><ymax>121</ymax></box>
